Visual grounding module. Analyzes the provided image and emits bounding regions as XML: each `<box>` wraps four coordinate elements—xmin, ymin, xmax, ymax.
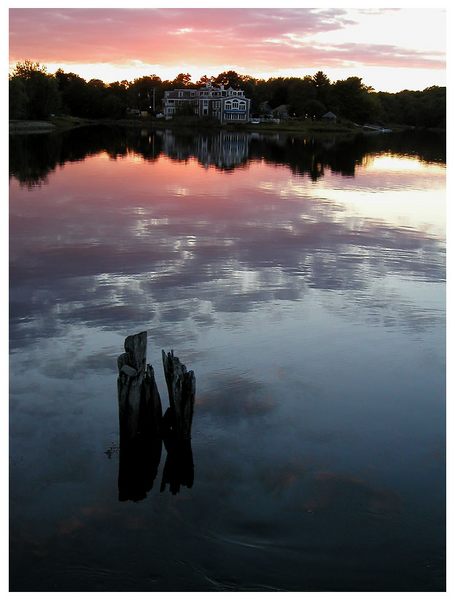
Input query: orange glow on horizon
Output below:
<box><xmin>367</xmin><ymin>154</ymin><xmax>446</xmax><ymax>174</ymax></box>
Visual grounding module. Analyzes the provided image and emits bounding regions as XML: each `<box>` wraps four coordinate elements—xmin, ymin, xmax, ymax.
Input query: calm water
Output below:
<box><xmin>9</xmin><ymin>127</ymin><xmax>445</xmax><ymax>591</ymax></box>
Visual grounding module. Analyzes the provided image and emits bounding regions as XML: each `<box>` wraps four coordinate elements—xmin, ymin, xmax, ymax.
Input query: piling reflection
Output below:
<box><xmin>117</xmin><ymin>332</ymin><xmax>195</xmax><ymax>501</ymax></box>
<box><xmin>118</xmin><ymin>436</ymin><xmax>162</xmax><ymax>502</ymax></box>
<box><xmin>160</xmin><ymin>408</ymin><xmax>194</xmax><ymax>495</ymax></box>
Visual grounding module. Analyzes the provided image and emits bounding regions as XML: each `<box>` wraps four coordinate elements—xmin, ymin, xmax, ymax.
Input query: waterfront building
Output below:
<box><xmin>163</xmin><ymin>83</ymin><xmax>251</xmax><ymax>123</ymax></box>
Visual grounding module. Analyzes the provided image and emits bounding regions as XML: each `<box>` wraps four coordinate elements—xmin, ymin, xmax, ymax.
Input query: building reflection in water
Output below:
<box><xmin>9</xmin><ymin>125</ymin><xmax>446</xmax><ymax>188</ymax></box>
<box><xmin>158</xmin><ymin>129</ymin><xmax>250</xmax><ymax>170</ymax></box>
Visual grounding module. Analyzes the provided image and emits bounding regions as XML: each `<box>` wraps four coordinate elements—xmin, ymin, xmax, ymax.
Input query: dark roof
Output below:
<box><xmin>272</xmin><ymin>104</ymin><xmax>289</xmax><ymax>113</ymax></box>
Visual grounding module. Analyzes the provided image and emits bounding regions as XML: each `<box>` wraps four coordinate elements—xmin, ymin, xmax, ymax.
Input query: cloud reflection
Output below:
<box><xmin>197</xmin><ymin>375</ymin><xmax>277</xmax><ymax>420</ymax></box>
<box><xmin>302</xmin><ymin>471</ymin><xmax>402</xmax><ymax>518</ymax></box>
<box><xmin>9</xmin><ymin>129</ymin><xmax>445</xmax><ymax>351</ymax></box>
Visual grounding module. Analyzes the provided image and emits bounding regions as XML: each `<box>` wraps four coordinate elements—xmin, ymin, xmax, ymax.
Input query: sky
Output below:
<box><xmin>8</xmin><ymin>5</ymin><xmax>446</xmax><ymax>92</ymax></box>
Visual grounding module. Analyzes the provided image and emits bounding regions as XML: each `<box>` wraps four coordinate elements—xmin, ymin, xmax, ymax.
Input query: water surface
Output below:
<box><xmin>10</xmin><ymin>127</ymin><xmax>445</xmax><ymax>591</ymax></box>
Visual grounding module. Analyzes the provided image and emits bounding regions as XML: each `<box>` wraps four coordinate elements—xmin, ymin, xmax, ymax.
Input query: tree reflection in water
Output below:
<box><xmin>9</xmin><ymin>125</ymin><xmax>445</xmax><ymax>188</ymax></box>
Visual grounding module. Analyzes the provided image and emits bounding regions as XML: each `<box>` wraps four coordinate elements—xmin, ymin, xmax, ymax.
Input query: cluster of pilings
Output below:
<box><xmin>117</xmin><ymin>331</ymin><xmax>195</xmax><ymax>500</ymax></box>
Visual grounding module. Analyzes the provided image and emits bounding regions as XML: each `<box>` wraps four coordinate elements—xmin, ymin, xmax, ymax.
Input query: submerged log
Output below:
<box><xmin>162</xmin><ymin>350</ymin><xmax>196</xmax><ymax>440</ymax></box>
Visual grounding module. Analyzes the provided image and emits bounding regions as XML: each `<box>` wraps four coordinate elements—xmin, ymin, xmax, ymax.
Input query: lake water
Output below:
<box><xmin>9</xmin><ymin>127</ymin><xmax>446</xmax><ymax>591</ymax></box>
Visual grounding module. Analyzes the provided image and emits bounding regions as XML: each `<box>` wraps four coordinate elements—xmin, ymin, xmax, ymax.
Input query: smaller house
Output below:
<box><xmin>259</xmin><ymin>101</ymin><xmax>273</xmax><ymax>117</ymax></box>
<box><xmin>272</xmin><ymin>104</ymin><xmax>289</xmax><ymax>119</ymax></box>
<box><xmin>322</xmin><ymin>111</ymin><xmax>337</xmax><ymax>122</ymax></box>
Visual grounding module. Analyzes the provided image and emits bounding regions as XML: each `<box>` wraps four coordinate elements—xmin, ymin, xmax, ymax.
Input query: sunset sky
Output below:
<box><xmin>9</xmin><ymin>6</ymin><xmax>446</xmax><ymax>92</ymax></box>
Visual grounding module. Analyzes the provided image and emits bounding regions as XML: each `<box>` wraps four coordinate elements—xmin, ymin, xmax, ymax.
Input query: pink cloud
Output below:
<box><xmin>9</xmin><ymin>8</ymin><xmax>444</xmax><ymax>76</ymax></box>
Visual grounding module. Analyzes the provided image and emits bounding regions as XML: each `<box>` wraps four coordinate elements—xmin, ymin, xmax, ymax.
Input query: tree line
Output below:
<box><xmin>9</xmin><ymin>60</ymin><xmax>445</xmax><ymax>128</ymax></box>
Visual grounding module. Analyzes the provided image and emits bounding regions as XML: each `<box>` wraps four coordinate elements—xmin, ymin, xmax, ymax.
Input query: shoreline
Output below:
<box><xmin>9</xmin><ymin>117</ymin><xmax>443</xmax><ymax>136</ymax></box>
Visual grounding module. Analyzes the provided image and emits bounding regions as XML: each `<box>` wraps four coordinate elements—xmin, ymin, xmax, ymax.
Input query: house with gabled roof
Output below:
<box><xmin>322</xmin><ymin>111</ymin><xmax>337</xmax><ymax>122</ymax></box>
<box><xmin>163</xmin><ymin>83</ymin><xmax>251</xmax><ymax>123</ymax></box>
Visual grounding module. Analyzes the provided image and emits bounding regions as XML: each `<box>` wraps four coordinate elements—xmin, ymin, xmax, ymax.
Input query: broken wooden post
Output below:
<box><xmin>117</xmin><ymin>331</ymin><xmax>163</xmax><ymax>501</ymax></box>
<box><xmin>162</xmin><ymin>350</ymin><xmax>196</xmax><ymax>440</ymax></box>
<box><xmin>116</xmin><ymin>334</ymin><xmax>196</xmax><ymax>500</ymax></box>
<box><xmin>117</xmin><ymin>331</ymin><xmax>162</xmax><ymax>443</ymax></box>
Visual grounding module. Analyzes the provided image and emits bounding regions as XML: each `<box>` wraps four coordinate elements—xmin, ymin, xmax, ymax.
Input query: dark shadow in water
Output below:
<box><xmin>118</xmin><ymin>436</ymin><xmax>162</xmax><ymax>502</ymax></box>
<box><xmin>160</xmin><ymin>407</ymin><xmax>194</xmax><ymax>495</ymax></box>
<box><xmin>117</xmin><ymin>410</ymin><xmax>194</xmax><ymax>501</ymax></box>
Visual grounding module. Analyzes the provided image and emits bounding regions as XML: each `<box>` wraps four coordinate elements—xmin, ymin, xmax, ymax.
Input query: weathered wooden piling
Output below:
<box><xmin>117</xmin><ymin>331</ymin><xmax>162</xmax><ymax>443</ymax></box>
<box><xmin>162</xmin><ymin>350</ymin><xmax>196</xmax><ymax>440</ymax></box>
<box><xmin>117</xmin><ymin>331</ymin><xmax>163</xmax><ymax>501</ymax></box>
<box><xmin>117</xmin><ymin>332</ymin><xmax>196</xmax><ymax>499</ymax></box>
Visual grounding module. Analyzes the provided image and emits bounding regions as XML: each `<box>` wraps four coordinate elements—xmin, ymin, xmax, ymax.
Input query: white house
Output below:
<box><xmin>163</xmin><ymin>83</ymin><xmax>251</xmax><ymax>123</ymax></box>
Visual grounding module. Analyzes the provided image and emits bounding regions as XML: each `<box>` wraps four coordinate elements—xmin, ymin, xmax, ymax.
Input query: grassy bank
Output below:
<box><xmin>10</xmin><ymin>115</ymin><xmax>417</xmax><ymax>136</ymax></box>
<box><xmin>109</xmin><ymin>116</ymin><xmax>361</xmax><ymax>135</ymax></box>
<box><xmin>236</xmin><ymin>120</ymin><xmax>358</xmax><ymax>134</ymax></box>
<box><xmin>10</xmin><ymin>120</ymin><xmax>57</xmax><ymax>133</ymax></box>
<box><xmin>10</xmin><ymin>116</ymin><xmax>96</xmax><ymax>133</ymax></box>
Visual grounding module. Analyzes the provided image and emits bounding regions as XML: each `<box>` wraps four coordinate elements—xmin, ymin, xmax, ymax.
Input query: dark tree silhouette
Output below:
<box><xmin>10</xmin><ymin>60</ymin><xmax>60</xmax><ymax>119</ymax></box>
<box><xmin>9</xmin><ymin>61</ymin><xmax>446</xmax><ymax>128</ymax></box>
